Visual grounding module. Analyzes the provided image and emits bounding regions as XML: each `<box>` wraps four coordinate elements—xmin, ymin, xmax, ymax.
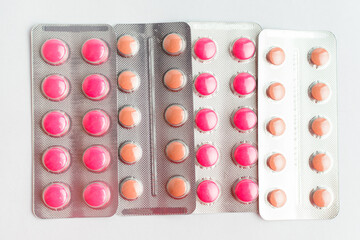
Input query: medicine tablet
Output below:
<box><xmin>310</xmin><ymin>82</ymin><xmax>330</xmax><ymax>102</ymax></box>
<box><xmin>164</xmin><ymin>104</ymin><xmax>188</xmax><ymax>127</ymax></box>
<box><xmin>310</xmin><ymin>48</ymin><xmax>329</xmax><ymax>67</ymax></box>
<box><xmin>165</xmin><ymin>140</ymin><xmax>189</xmax><ymax>163</ymax></box>
<box><xmin>267</xmin><ymin>189</ymin><xmax>287</xmax><ymax>208</ymax></box>
<box><xmin>267</xmin><ymin>82</ymin><xmax>285</xmax><ymax>101</ymax></box>
<box><xmin>82</xmin><ymin>109</ymin><xmax>110</xmax><ymax>136</ymax></box>
<box><xmin>117</xmin><ymin>35</ymin><xmax>139</xmax><ymax>57</ymax></box>
<box><xmin>118</xmin><ymin>70</ymin><xmax>140</xmax><ymax>93</ymax></box>
<box><xmin>166</xmin><ymin>176</ymin><xmax>190</xmax><ymax>199</ymax></box>
<box><xmin>195</xmin><ymin>108</ymin><xmax>218</xmax><ymax>132</ymax></box>
<box><xmin>267</xmin><ymin>118</ymin><xmax>286</xmax><ymax>136</ymax></box>
<box><xmin>83</xmin><ymin>145</ymin><xmax>110</xmax><ymax>172</ymax></box>
<box><xmin>42</xmin><ymin>183</ymin><xmax>71</xmax><ymax>210</ymax></box>
<box><xmin>267</xmin><ymin>153</ymin><xmax>286</xmax><ymax>172</ymax></box>
<box><xmin>83</xmin><ymin>182</ymin><xmax>111</xmax><ymax>209</ymax></box>
<box><xmin>81</xmin><ymin>38</ymin><xmax>109</xmax><ymax>65</ymax></box>
<box><xmin>196</xmin><ymin>144</ymin><xmax>219</xmax><ymax>168</ymax></box>
<box><xmin>82</xmin><ymin>74</ymin><xmax>109</xmax><ymax>100</ymax></box>
<box><xmin>232</xmin><ymin>178</ymin><xmax>259</xmax><ymax>203</ymax></box>
<box><xmin>119</xmin><ymin>142</ymin><xmax>142</xmax><ymax>165</ymax></box>
<box><xmin>42</xmin><ymin>110</ymin><xmax>70</xmax><ymax>137</ymax></box>
<box><xmin>267</xmin><ymin>47</ymin><xmax>285</xmax><ymax>65</ymax></box>
<box><xmin>194</xmin><ymin>73</ymin><xmax>217</xmax><ymax>96</ymax></box>
<box><xmin>118</xmin><ymin>106</ymin><xmax>141</xmax><ymax>128</ymax></box>
<box><xmin>41</xmin><ymin>39</ymin><xmax>69</xmax><ymax>65</ymax></box>
<box><xmin>42</xmin><ymin>146</ymin><xmax>71</xmax><ymax>173</ymax></box>
<box><xmin>311</xmin><ymin>188</ymin><xmax>332</xmax><ymax>208</ymax></box>
<box><xmin>232</xmin><ymin>72</ymin><xmax>256</xmax><ymax>97</ymax></box>
<box><xmin>120</xmin><ymin>177</ymin><xmax>143</xmax><ymax>201</ymax></box>
<box><xmin>311</xmin><ymin>153</ymin><xmax>331</xmax><ymax>172</ymax></box>
<box><xmin>193</xmin><ymin>38</ymin><xmax>217</xmax><ymax>61</ymax></box>
<box><xmin>162</xmin><ymin>33</ymin><xmax>185</xmax><ymax>56</ymax></box>
<box><xmin>232</xmin><ymin>143</ymin><xmax>258</xmax><ymax>168</ymax></box>
<box><xmin>231</xmin><ymin>38</ymin><xmax>256</xmax><ymax>61</ymax></box>
<box><xmin>197</xmin><ymin>180</ymin><xmax>220</xmax><ymax>204</ymax></box>
<box><xmin>163</xmin><ymin>69</ymin><xmax>186</xmax><ymax>92</ymax></box>
<box><xmin>232</xmin><ymin>107</ymin><xmax>257</xmax><ymax>132</ymax></box>
<box><xmin>310</xmin><ymin>117</ymin><xmax>330</xmax><ymax>137</ymax></box>
<box><xmin>41</xmin><ymin>75</ymin><xmax>70</xmax><ymax>101</ymax></box>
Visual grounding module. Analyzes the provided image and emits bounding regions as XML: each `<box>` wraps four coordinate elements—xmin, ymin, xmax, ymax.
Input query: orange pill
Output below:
<box><xmin>311</xmin><ymin>82</ymin><xmax>330</xmax><ymax>102</ymax></box>
<box><xmin>118</xmin><ymin>71</ymin><xmax>140</xmax><ymax>93</ymax></box>
<box><xmin>311</xmin><ymin>188</ymin><xmax>332</xmax><ymax>208</ymax></box>
<box><xmin>166</xmin><ymin>176</ymin><xmax>190</xmax><ymax>199</ymax></box>
<box><xmin>162</xmin><ymin>33</ymin><xmax>185</xmax><ymax>56</ymax></box>
<box><xmin>267</xmin><ymin>189</ymin><xmax>287</xmax><ymax>208</ymax></box>
<box><xmin>165</xmin><ymin>140</ymin><xmax>189</xmax><ymax>163</ymax></box>
<box><xmin>120</xmin><ymin>178</ymin><xmax>143</xmax><ymax>201</ymax></box>
<box><xmin>310</xmin><ymin>48</ymin><xmax>329</xmax><ymax>67</ymax></box>
<box><xmin>267</xmin><ymin>153</ymin><xmax>286</xmax><ymax>172</ymax></box>
<box><xmin>311</xmin><ymin>117</ymin><xmax>330</xmax><ymax>137</ymax></box>
<box><xmin>267</xmin><ymin>82</ymin><xmax>285</xmax><ymax>101</ymax></box>
<box><xmin>117</xmin><ymin>35</ymin><xmax>139</xmax><ymax>57</ymax></box>
<box><xmin>119</xmin><ymin>142</ymin><xmax>142</xmax><ymax>165</ymax></box>
<box><xmin>311</xmin><ymin>153</ymin><xmax>331</xmax><ymax>172</ymax></box>
<box><xmin>163</xmin><ymin>69</ymin><xmax>186</xmax><ymax>91</ymax></box>
<box><xmin>164</xmin><ymin>104</ymin><xmax>187</xmax><ymax>127</ymax></box>
<box><xmin>267</xmin><ymin>118</ymin><xmax>286</xmax><ymax>136</ymax></box>
<box><xmin>119</xmin><ymin>106</ymin><xmax>141</xmax><ymax>128</ymax></box>
<box><xmin>267</xmin><ymin>47</ymin><xmax>285</xmax><ymax>65</ymax></box>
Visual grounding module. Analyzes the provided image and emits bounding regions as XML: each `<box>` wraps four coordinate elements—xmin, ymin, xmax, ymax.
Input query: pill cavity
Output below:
<box><xmin>41</xmin><ymin>39</ymin><xmax>69</xmax><ymax>65</ymax></box>
<box><xmin>267</xmin><ymin>189</ymin><xmax>287</xmax><ymax>208</ymax></box>
<box><xmin>165</xmin><ymin>140</ymin><xmax>189</xmax><ymax>163</ymax></box>
<box><xmin>310</xmin><ymin>48</ymin><xmax>329</xmax><ymax>67</ymax></box>
<box><xmin>82</xmin><ymin>74</ymin><xmax>109</xmax><ymax>101</ymax></box>
<box><xmin>193</xmin><ymin>37</ymin><xmax>217</xmax><ymax>61</ymax></box>
<box><xmin>120</xmin><ymin>178</ymin><xmax>143</xmax><ymax>201</ymax></box>
<box><xmin>311</xmin><ymin>153</ymin><xmax>331</xmax><ymax>172</ymax></box>
<box><xmin>194</xmin><ymin>73</ymin><xmax>217</xmax><ymax>97</ymax></box>
<box><xmin>42</xmin><ymin>110</ymin><xmax>70</xmax><ymax>137</ymax></box>
<box><xmin>83</xmin><ymin>145</ymin><xmax>110</xmax><ymax>172</ymax></box>
<box><xmin>118</xmin><ymin>70</ymin><xmax>140</xmax><ymax>93</ymax></box>
<box><xmin>232</xmin><ymin>72</ymin><xmax>256</xmax><ymax>97</ymax></box>
<box><xmin>232</xmin><ymin>107</ymin><xmax>257</xmax><ymax>132</ymax></box>
<box><xmin>310</xmin><ymin>117</ymin><xmax>330</xmax><ymax>137</ymax></box>
<box><xmin>232</xmin><ymin>178</ymin><xmax>259</xmax><ymax>203</ymax></box>
<box><xmin>164</xmin><ymin>104</ymin><xmax>187</xmax><ymax>127</ymax></box>
<box><xmin>81</xmin><ymin>38</ymin><xmax>109</xmax><ymax>65</ymax></box>
<box><xmin>163</xmin><ymin>69</ymin><xmax>186</xmax><ymax>92</ymax></box>
<box><xmin>41</xmin><ymin>75</ymin><xmax>70</xmax><ymax>101</ymax></box>
<box><xmin>118</xmin><ymin>106</ymin><xmax>141</xmax><ymax>129</ymax></box>
<box><xmin>267</xmin><ymin>153</ymin><xmax>286</xmax><ymax>172</ymax></box>
<box><xmin>311</xmin><ymin>188</ymin><xmax>332</xmax><ymax>208</ymax></box>
<box><xmin>42</xmin><ymin>183</ymin><xmax>71</xmax><ymax>210</ymax></box>
<box><xmin>82</xmin><ymin>109</ymin><xmax>110</xmax><ymax>136</ymax></box>
<box><xmin>197</xmin><ymin>180</ymin><xmax>220</xmax><ymax>204</ymax></box>
<box><xmin>267</xmin><ymin>82</ymin><xmax>285</xmax><ymax>101</ymax></box>
<box><xmin>232</xmin><ymin>38</ymin><xmax>256</xmax><ymax>61</ymax></box>
<box><xmin>267</xmin><ymin>118</ymin><xmax>286</xmax><ymax>136</ymax></box>
<box><xmin>195</xmin><ymin>108</ymin><xmax>218</xmax><ymax>132</ymax></box>
<box><xmin>119</xmin><ymin>142</ymin><xmax>142</xmax><ymax>165</ymax></box>
<box><xmin>196</xmin><ymin>144</ymin><xmax>219</xmax><ymax>168</ymax></box>
<box><xmin>232</xmin><ymin>143</ymin><xmax>258</xmax><ymax>168</ymax></box>
<box><xmin>83</xmin><ymin>182</ymin><xmax>111</xmax><ymax>209</ymax></box>
<box><xmin>117</xmin><ymin>35</ymin><xmax>139</xmax><ymax>57</ymax></box>
<box><xmin>42</xmin><ymin>146</ymin><xmax>70</xmax><ymax>173</ymax></box>
<box><xmin>162</xmin><ymin>33</ymin><xmax>185</xmax><ymax>56</ymax></box>
<box><xmin>310</xmin><ymin>82</ymin><xmax>330</xmax><ymax>102</ymax></box>
<box><xmin>166</xmin><ymin>176</ymin><xmax>190</xmax><ymax>199</ymax></box>
<box><xmin>267</xmin><ymin>47</ymin><xmax>285</xmax><ymax>65</ymax></box>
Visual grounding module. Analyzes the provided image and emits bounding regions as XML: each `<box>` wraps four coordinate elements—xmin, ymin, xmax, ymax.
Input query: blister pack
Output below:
<box><xmin>257</xmin><ymin>29</ymin><xmax>339</xmax><ymax>220</ymax></box>
<box><xmin>188</xmin><ymin>22</ymin><xmax>262</xmax><ymax>213</ymax></box>
<box><xmin>31</xmin><ymin>24</ymin><xmax>118</xmax><ymax>218</ymax></box>
<box><xmin>114</xmin><ymin>23</ymin><xmax>196</xmax><ymax>215</ymax></box>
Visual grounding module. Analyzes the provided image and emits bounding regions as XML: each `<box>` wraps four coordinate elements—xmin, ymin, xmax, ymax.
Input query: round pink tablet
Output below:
<box><xmin>194</xmin><ymin>38</ymin><xmax>217</xmax><ymax>61</ymax></box>
<box><xmin>83</xmin><ymin>182</ymin><xmax>111</xmax><ymax>209</ymax></box>
<box><xmin>197</xmin><ymin>180</ymin><xmax>220</xmax><ymax>204</ymax></box>
<box><xmin>195</xmin><ymin>109</ymin><xmax>218</xmax><ymax>132</ymax></box>
<box><xmin>41</xmin><ymin>75</ymin><xmax>70</xmax><ymax>101</ymax></box>
<box><xmin>232</xmin><ymin>143</ymin><xmax>258</xmax><ymax>167</ymax></box>
<box><xmin>42</xmin><ymin>110</ymin><xmax>70</xmax><ymax>137</ymax></box>
<box><xmin>232</xmin><ymin>108</ymin><xmax>257</xmax><ymax>132</ymax></box>
<box><xmin>232</xmin><ymin>38</ymin><xmax>256</xmax><ymax>61</ymax></box>
<box><xmin>232</xmin><ymin>72</ymin><xmax>256</xmax><ymax>96</ymax></box>
<box><xmin>42</xmin><ymin>183</ymin><xmax>71</xmax><ymax>210</ymax></box>
<box><xmin>42</xmin><ymin>146</ymin><xmax>71</xmax><ymax>173</ymax></box>
<box><xmin>81</xmin><ymin>38</ymin><xmax>109</xmax><ymax>65</ymax></box>
<box><xmin>194</xmin><ymin>73</ymin><xmax>217</xmax><ymax>96</ymax></box>
<box><xmin>82</xmin><ymin>74</ymin><xmax>109</xmax><ymax>100</ymax></box>
<box><xmin>83</xmin><ymin>145</ymin><xmax>110</xmax><ymax>172</ymax></box>
<box><xmin>41</xmin><ymin>39</ymin><xmax>69</xmax><ymax>65</ymax></box>
<box><xmin>196</xmin><ymin>144</ymin><xmax>219</xmax><ymax>168</ymax></box>
<box><xmin>82</xmin><ymin>109</ymin><xmax>110</xmax><ymax>136</ymax></box>
<box><xmin>233</xmin><ymin>178</ymin><xmax>258</xmax><ymax>203</ymax></box>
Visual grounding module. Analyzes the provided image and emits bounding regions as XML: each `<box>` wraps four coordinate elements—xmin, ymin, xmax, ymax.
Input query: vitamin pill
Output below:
<box><xmin>311</xmin><ymin>117</ymin><xmax>330</xmax><ymax>137</ymax></box>
<box><xmin>232</xmin><ymin>72</ymin><xmax>256</xmax><ymax>97</ymax></box>
<box><xmin>232</xmin><ymin>178</ymin><xmax>259</xmax><ymax>203</ymax></box>
<box><xmin>267</xmin><ymin>47</ymin><xmax>285</xmax><ymax>65</ymax></box>
<box><xmin>166</xmin><ymin>176</ymin><xmax>190</xmax><ymax>199</ymax></box>
<box><xmin>117</xmin><ymin>35</ymin><xmax>139</xmax><ymax>57</ymax></box>
<box><xmin>42</xmin><ymin>146</ymin><xmax>71</xmax><ymax>173</ymax></box>
<box><xmin>267</xmin><ymin>118</ymin><xmax>286</xmax><ymax>136</ymax></box>
<box><xmin>232</xmin><ymin>107</ymin><xmax>257</xmax><ymax>132</ymax></box>
<box><xmin>41</xmin><ymin>75</ymin><xmax>70</xmax><ymax>101</ymax></box>
<box><xmin>231</xmin><ymin>38</ymin><xmax>256</xmax><ymax>61</ymax></box>
<box><xmin>41</xmin><ymin>39</ymin><xmax>69</xmax><ymax>65</ymax></box>
<box><xmin>310</xmin><ymin>48</ymin><xmax>329</xmax><ymax>67</ymax></box>
<box><xmin>193</xmin><ymin>38</ymin><xmax>216</xmax><ymax>61</ymax></box>
<box><xmin>165</xmin><ymin>140</ymin><xmax>189</xmax><ymax>163</ymax></box>
<box><xmin>195</xmin><ymin>108</ymin><xmax>218</xmax><ymax>132</ymax></box>
<box><xmin>267</xmin><ymin>189</ymin><xmax>287</xmax><ymax>208</ymax></box>
<box><xmin>164</xmin><ymin>104</ymin><xmax>187</xmax><ymax>127</ymax></box>
<box><xmin>120</xmin><ymin>178</ymin><xmax>143</xmax><ymax>201</ymax></box>
<box><xmin>83</xmin><ymin>182</ymin><xmax>111</xmax><ymax>209</ymax></box>
<box><xmin>311</xmin><ymin>188</ymin><xmax>332</xmax><ymax>208</ymax></box>
<box><xmin>311</xmin><ymin>82</ymin><xmax>330</xmax><ymax>102</ymax></box>
<box><xmin>81</xmin><ymin>38</ymin><xmax>109</xmax><ymax>65</ymax></box>
<box><xmin>232</xmin><ymin>143</ymin><xmax>258</xmax><ymax>167</ymax></box>
<box><xmin>82</xmin><ymin>109</ymin><xmax>110</xmax><ymax>136</ymax></box>
<box><xmin>42</xmin><ymin>110</ymin><xmax>70</xmax><ymax>137</ymax></box>
<box><xmin>82</xmin><ymin>74</ymin><xmax>109</xmax><ymax>100</ymax></box>
<box><xmin>118</xmin><ymin>106</ymin><xmax>141</xmax><ymax>128</ymax></box>
<box><xmin>42</xmin><ymin>183</ymin><xmax>71</xmax><ymax>210</ymax></box>
<box><xmin>311</xmin><ymin>153</ymin><xmax>331</xmax><ymax>172</ymax></box>
<box><xmin>118</xmin><ymin>70</ymin><xmax>140</xmax><ymax>93</ymax></box>
<box><xmin>119</xmin><ymin>142</ymin><xmax>142</xmax><ymax>165</ymax></box>
<box><xmin>162</xmin><ymin>33</ymin><xmax>185</xmax><ymax>56</ymax></box>
<box><xmin>194</xmin><ymin>73</ymin><xmax>217</xmax><ymax>96</ymax></box>
<box><xmin>196</xmin><ymin>144</ymin><xmax>219</xmax><ymax>168</ymax></box>
<box><xmin>267</xmin><ymin>153</ymin><xmax>286</xmax><ymax>172</ymax></box>
<box><xmin>163</xmin><ymin>69</ymin><xmax>186</xmax><ymax>92</ymax></box>
<box><xmin>83</xmin><ymin>145</ymin><xmax>110</xmax><ymax>172</ymax></box>
<box><xmin>267</xmin><ymin>82</ymin><xmax>285</xmax><ymax>101</ymax></box>
<box><xmin>197</xmin><ymin>180</ymin><xmax>220</xmax><ymax>204</ymax></box>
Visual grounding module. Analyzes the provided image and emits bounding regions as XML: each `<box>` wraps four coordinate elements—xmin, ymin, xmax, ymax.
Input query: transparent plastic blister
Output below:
<box><xmin>31</xmin><ymin>24</ymin><xmax>118</xmax><ymax>218</ymax></box>
<box><xmin>257</xmin><ymin>29</ymin><xmax>339</xmax><ymax>220</ymax></box>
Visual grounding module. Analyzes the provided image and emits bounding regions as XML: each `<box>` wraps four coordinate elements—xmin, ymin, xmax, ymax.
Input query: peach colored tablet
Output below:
<box><xmin>164</xmin><ymin>104</ymin><xmax>187</xmax><ymax>127</ymax></box>
<box><xmin>267</xmin><ymin>47</ymin><xmax>285</xmax><ymax>65</ymax></box>
<box><xmin>267</xmin><ymin>82</ymin><xmax>285</xmax><ymax>101</ymax></box>
<box><xmin>310</xmin><ymin>48</ymin><xmax>329</xmax><ymax>67</ymax></box>
<box><xmin>267</xmin><ymin>189</ymin><xmax>287</xmax><ymax>208</ymax></box>
<box><xmin>118</xmin><ymin>71</ymin><xmax>140</xmax><ymax>93</ymax></box>
<box><xmin>311</xmin><ymin>153</ymin><xmax>331</xmax><ymax>172</ymax></box>
<box><xmin>165</xmin><ymin>140</ymin><xmax>189</xmax><ymax>163</ymax></box>
<box><xmin>162</xmin><ymin>33</ymin><xmax>185</xmax><ymax>56</ymax></box>
<box><xmin>120</xmin><ymin>178</ymin><xmax>143</xmax><ymax>201</ymax></box>
<box><xmin>166</xmin><ymin>176</ymin><xmax>190</xmax><ymax>199</ymax></box>
<box><xmin>311</xmin><ymin>117</ymin><xmax>330</xmax><ymax>137</ymax></box>
<box><xmin>311</xmin><ymin>188</ymin><xmax>332</xmax><ymax>208</ymax></box>
<box><xmin>119</xmin><ymin>142</ymin><xmax>142</xmax><ymax>165</ymax></box>
<box><xmin>163</xmin><ymin>69</ymin><xmax>186</xmax><ymax>92</ymax></box>
<box><xmin>118</xmin><ymin>106</ymin><xmax>141</xmax><ymax>128</ymax></box>
<box><xmin>311</xmin><ymin>82</ymin><xmax>330</xmax><ymax>102</ymax></box>
<box><xmin>267</xmin><ymin>153</ymin><xmax>286</xmax><ymax>172</ymax></box>
<box><xmin>117</xmin><ymin>35</ymin><xmax>139</xmax><ymax>57</ymax></box>
<box><xmin>267</xmin><ymin>118</ymin><xmax>286</xmax><ymax>136</ymax></box>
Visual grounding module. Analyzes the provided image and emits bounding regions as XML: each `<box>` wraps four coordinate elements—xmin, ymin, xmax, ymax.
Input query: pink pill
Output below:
<box><xmin>232</xmin><ymin>108</ymin><xmax>257</xmax><ymax>132</ymax></box>
<box><xmin>194</xmin><ymin>73</ymin><xmax>217</xmax><ymax>96</ymax></box>
<box><xmin>195</xmin><ymin>109</ymin><xmax>218</xmax><ymax>132</ymax></box>
<box><xmin>197</xmin><ymin>180</ymin><xmax>220</xmax><ymax>204</ymax></box>
<box><xmin>42</xmin><ymin>183</ymin><xmax>71</xmax><ymax>210</ymax></box>
<box><xmin>232</xmin><ymin>72</ymin><xmax>256</xmax><ymax>96</ymax></box>
<box><xmin>196</xmin><ymin>144</ymin><xmax>219</xmax><ymax>168</ymax></box>
<box><xmin>82</xmin><ymin>109</ymin><xmax>110</xmax><ymax>136</ymax></box>
<box><xmin>41</xmin><ymin>39</ymin><xmax>69</xmax><ymax>65</ymax></box>
<box><xmin>233</xmin><ymin>178</ymin><xmax>258</xmax><ymax>203</ymax></box>
<box><xmin>42</xmin><ymin>146</ymin><xmax>71</xmax><ymax>173</ymax></box>
<box><xmin>83</xmin><ymin>145</ymin><xmax>110</xmax><ymax>172</ymax></box>
<box><xmin>81</xmin><ymin>38</ymin><xmax>109</xmax><ymax>65</ymax></box>
<box><xmin>194</xmin><ymin>38</ymin><xmax>217</xmax><ymax>61</ymax></box>
<box><xmin>232</xmin><ymin>38</ymin><xmax>256</xmax><ymax>61</ymax></box>
<box><xmin>232</xmin><ymin>143</ymin><xmax>258</xmax><ymax>167</ymax></box>
<box><xmin>83</xmin><ymin>182</ymin><xmax>111</xmax><ymax>209</ymax></box>
<box><xmin>42</xmin><ymin>110</ymin><xmax>70</xmax><ymax>137</ymax></box>
<box><xmin>82</xmin><ymin>74</ymin><xmax>110</xmax><ymax>100</ymax></box>
<box><xmin>41</xmin><ymin>75</ymin><xmax>70</xmax><ymax>101</ymax></box>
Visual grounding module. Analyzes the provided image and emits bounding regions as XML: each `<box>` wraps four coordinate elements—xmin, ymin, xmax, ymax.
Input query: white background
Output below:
<box><xmin>0</xmin><ymin>0</ymin><xmax>357</xmax><ymax>239</ymax></box>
